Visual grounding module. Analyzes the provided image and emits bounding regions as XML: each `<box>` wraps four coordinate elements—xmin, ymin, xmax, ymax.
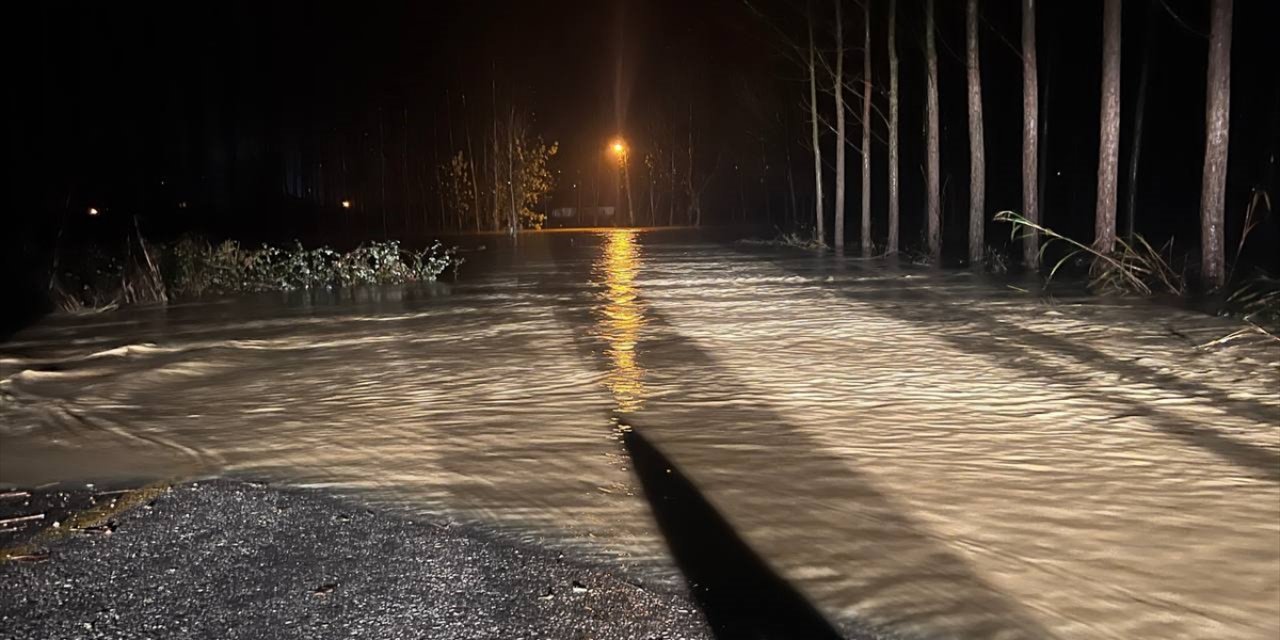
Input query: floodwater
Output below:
<box><xmin>2</xmin><ymin>229</ymin><xmax>1278</xmax><ymax>639</ymax></box>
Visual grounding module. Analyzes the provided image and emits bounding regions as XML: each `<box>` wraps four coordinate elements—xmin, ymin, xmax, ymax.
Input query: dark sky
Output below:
<box><xmin>8</xmin><ymin>0</ymin><xmax>1279</xmax><ymax>260</ymax></box>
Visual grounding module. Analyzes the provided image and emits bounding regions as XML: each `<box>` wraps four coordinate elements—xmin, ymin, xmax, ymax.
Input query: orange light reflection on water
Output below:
<box><xmin>594</xmin><ymin>229</ymin><xmax>646</xmax><ymax>414</ymax></box>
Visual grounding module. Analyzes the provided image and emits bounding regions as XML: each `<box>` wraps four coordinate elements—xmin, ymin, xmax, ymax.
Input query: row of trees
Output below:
<box><xmin>438</xmin><ymin>99</ymin><xmax>557</xmax><ymax>233</ymax></box>
<box><xmin>779</xmin><ymin>0</ymin><xmax>1236</xmax><ymax>289</ymax></box>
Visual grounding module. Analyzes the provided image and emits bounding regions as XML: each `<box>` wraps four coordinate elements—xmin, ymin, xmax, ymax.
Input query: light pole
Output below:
<box><xmin>610</xmin><ymin>139</ymin><xmax>635</xmax><ymax>226</ymax></box>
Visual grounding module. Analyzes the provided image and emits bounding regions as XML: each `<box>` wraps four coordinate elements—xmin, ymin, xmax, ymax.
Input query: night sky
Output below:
<box><xmin>8</xmin><ymin>0</ymin><xmax>1279</xmax><ymax>260</ymax></box>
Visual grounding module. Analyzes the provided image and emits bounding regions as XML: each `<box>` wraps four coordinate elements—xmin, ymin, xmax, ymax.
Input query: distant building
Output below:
<box><xmin>547</xmin><ymin>206</ymin><xmax>615</xmax><ymax>228</ymax></box>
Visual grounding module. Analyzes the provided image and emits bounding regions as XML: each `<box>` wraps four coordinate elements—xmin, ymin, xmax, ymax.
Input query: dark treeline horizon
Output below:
<box><xmin>7</xmin><ymin>0</ymin><xmax>1279</xmax><ymax>270</ymax></box>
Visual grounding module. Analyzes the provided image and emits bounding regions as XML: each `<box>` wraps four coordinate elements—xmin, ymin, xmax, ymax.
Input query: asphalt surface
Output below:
<box><xmin>0</xmin><ymin>480</ymin><xmax>715</xmax><ymax>640</ymax></box>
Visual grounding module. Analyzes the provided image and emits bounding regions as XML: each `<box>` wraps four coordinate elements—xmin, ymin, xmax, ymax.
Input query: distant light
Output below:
<box><xmin>177</xmin><ymin>201</ymin><xmax>188</xmax><ymax>209</ymax></box>
<box><xmin>87</xmin><ymin>207</ymin><xmax>99</xmax><ymax>216</ymax></box>
<box><xmin>611</xmin><ymin>142</ymin><xmax>625</xmax><ymax>154</ymax></box>
<box><xmin>341</xmin><ymin>200</ymin><xmax>351</xmax><ymax>209</ymax></box>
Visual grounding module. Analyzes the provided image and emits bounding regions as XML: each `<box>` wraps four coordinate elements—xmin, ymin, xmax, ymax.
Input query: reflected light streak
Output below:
<box><xmin>594</xmin><ymin>229</ymin><xmax>646</xmax><ymax>413</ymax></box>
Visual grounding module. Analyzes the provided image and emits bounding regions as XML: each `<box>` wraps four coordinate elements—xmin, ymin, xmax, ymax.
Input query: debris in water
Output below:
<box><xmin>0</xmin><ymin>513</ymin><xmax>45</xmax><ymax>526</ymax></box>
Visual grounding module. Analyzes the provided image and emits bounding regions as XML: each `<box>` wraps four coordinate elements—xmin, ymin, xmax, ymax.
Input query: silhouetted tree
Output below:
<box><xmin>808</xmin><ymin>8</ymin><xmax>826</xmax><ymax>244</ymax></box>
<box><xmin>1094</xmin><ymin>0</ymin><xmax>1121</xmax><ymax>253</ymax></box>
<box><xmin>1200</xmin><ymin>0</ymin><xmax>1233</xmax><ymax>288</ymax></box>
<box><xmin>833</xmin><ymin>0</ymin><xmax>847</xmax><ymax>249</ymax></box>
<box><xmin>1021</xmin><ymin>0</ymin><xmax>1040</xmax><ymax>268</ymax></box>
<box><xmin>887</xmin><ymin>0</ymin><xmax>900</xmax><ymax>254</ymax></box>
<box><xmin>966</xmin><ymin>0</ymin><xmax>986</xmax><ymax>265</ymax></box>
<box><xmin>924</xmin><ymin>0</ymin><xmax>941</xmax><ymax>260</ymax></box>
<box><xmin>860</xmin><ymin>0</ymin><xmax>873</xmax><ymax>256</ymax></box>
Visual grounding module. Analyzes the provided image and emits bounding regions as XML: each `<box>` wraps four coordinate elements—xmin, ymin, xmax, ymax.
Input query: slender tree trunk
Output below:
<box><xmin>507</xmin><ymin>107</ymin><xmax>518</xmax><ymax>232</ymax></box>
<box><xmin>833</xmin><ymin>0</ymin><xmax>847</xmax><ymax>249</ymax></box>
<box><xmin>379</xmin><ymin>106</ymin><xmax>388</xmax><ymax>239</ymax></box>
<box><xmin>1094</xmin><ymin>0</ymin><xmax>1121</xmax><ymax>254</ymax></box>
<box><xmin>624</xmin><ymin>157</ymin><xmax>635</xmax><ymax>225</ymax></box>
<box><xmin>860</xmin><ymin>0</ymin><xmax>873</xmax><ymax>256</ymax></box>
<box><xmin>669</xmin><ymin>145</ymin><xmax>677</xmax><ymax>226</ymax></box>
<box><xmin>491</xmin><ymin>77</ymin><xmax>502</xmax><ymax>231</ymax></box>
<box><xmin>925</xmin><ymin>0</ymin><xmax>941</xmax><ymax>260</ymax></box>
<box><xmin>402</xmin><ymin>107</ymin><xmax>411</xmax><ymax>236</ymax></box>
<box><xmin>785</xmin><ymin>137</ymin><xmax>799</xmax><ymax>232</ymax></box>
<box><xmin>1200</xmin><ymin>0</ymin><xmax>1233</xmax><ymax>289</ymax></box>
<box><xmin>432</xmin><ymin>120</ymin><xmax>446</xmax><ymax>231</ymax></box>
<box><xmin>1124</xmin><ymin>0</ymin><xmax>1156</xmax><ymax>242</ymax></box>
<box><xmin>462</xmin><ymin>93</ymin><xmax>482</xmax><ymax>232</ymax></box>
<box><xmin>1022</xmin><ymin>0</ymin><xmax>1040</xmax><ymax>268</ymax></box>
<box><xmin>808</xmin><ymin>11</ymin><xmax>826</xmax><ymax>244</ymax></box>
<box><xmin>966</xmin><ymin>0</ymin><xmax>986</xmax><ymax>265</ymax></box>
<box><xmin>887</xmin><ymin>0</ymin><xmax>900</xmax><ymax>254</ymax></box>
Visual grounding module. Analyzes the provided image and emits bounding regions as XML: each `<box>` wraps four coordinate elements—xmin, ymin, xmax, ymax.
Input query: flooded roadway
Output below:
<box><xmin>2</xmin><ymin>229</ymin><xmax>1278</xmax><ymax>638</ymax></box>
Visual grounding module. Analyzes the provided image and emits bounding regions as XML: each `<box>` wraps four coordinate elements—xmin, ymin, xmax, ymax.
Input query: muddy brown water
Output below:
<box><xmin>2</xmin><ymin>229</ymin><xmax>1278</xmax><ymax>639</ymax></box>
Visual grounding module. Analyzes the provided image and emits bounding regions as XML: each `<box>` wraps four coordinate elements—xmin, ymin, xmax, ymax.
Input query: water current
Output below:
<box><xmin>2</xmin><ymin>229</ymin><xmax>1277</xmax><ymax>638</ymax></box>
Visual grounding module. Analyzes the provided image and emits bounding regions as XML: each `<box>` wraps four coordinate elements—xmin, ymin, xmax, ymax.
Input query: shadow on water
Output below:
<box><xmin>533</xmin><ymin>231</ymin><xmax>1057</xmax><ymax>639</ymax></box>
<box><xmin>733</xmin><ymin>245</ymin><xmax>1280</xmax><ymax>483</ymax></box>
<box><xmin>618</xmin><ymin>419</ymin><xmax>844</xmax><ymax>640</ymax></box>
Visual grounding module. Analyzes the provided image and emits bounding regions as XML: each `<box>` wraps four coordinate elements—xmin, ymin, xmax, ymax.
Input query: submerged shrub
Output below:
<box><xmin>163</xmin><ymin>237</ymin><xmax>462</xmax><ymax>299</ymax></box>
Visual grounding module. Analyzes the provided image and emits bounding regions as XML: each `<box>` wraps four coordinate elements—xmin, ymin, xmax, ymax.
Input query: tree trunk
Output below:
<box><xmin>402</xmin><ymin>107</ymin><xmax>411</xmax><ymax>236</ymax></box>
<box><xmin>379</xmin><ymin>106</ymin><xmax>389</xmax><ymax>238</ymax></box>
<box><xmin>1022</xmin><ymin>0</ymin><xmax>1040</xmax><ymax>268</ymax></box>
<box><xmin>1200</xmin><ymin>0</ymin><xmax>1233</xmax><ymax>289</ymax></box>
<box><xmin>669</xmin><ymin>145</ymin><xmax>677</xmax><ymax>226</ymax></box>
<box><xmin>808</xmin><ymin>11</ymin><xmax>826</xmax><ymax>244</ymax></box>
<box><xmin>462</xmin><ymin>93</ymin><xmax>483</xmax><ymax>232</ymax></box>
<box><xmin>1124</xmin><ymin>0</ymin><xmax>1156</xmax><ymax>242</ymax></box>
<box><xmin>507</xmin><ymin>107</ymin><xmax>518</xmax><ymax>233</ymax></box>
<box><xmin>833</xmin><ymin>0</ymin><xmax>847</xmax><ymax>249</ymax></box>
<box><xmin>491</xmin><ymin>75</ymin><xmax>502</xmax><ymax>231</ymax></box>
<box><xmin>887</xmin><ymin>0</ymin><xmax>900</xmax><ymax>254</ymax></box>
<box><xmin>1094</xmin><ymin>0</ymin><xmax>1121</xmax><ymax>254</ymax></box>
<box><xmin>624</xmin><ymin>157</ymin><xmax>635</xmax><ymax>226</ymax></box>
<box><xmin>860</xmin><ymin>0</ymin><xmax>873</xmax><ymax>256</ymax></box>
<box><xmin>785</xmin><ymin>136</ymin><xmax>799</xmax><ymax>232</ymax></box>
<box><xmin>966</xmin><ymin>0</ymin><xmax>986</xmax><ymax>266</ymax></box>
<box><xmin>925</xmin><ymin>0</ymin><xmax>941</xmax><ymax>261</ymax></box>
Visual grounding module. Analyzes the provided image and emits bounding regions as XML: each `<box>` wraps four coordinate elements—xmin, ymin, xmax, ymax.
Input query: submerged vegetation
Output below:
<box><xmin>994</xmin><ymin>211</ymin><xmax>1184</xmax><ymax>296</ymax></box>
<box><xmin>51</xmin><ymin>236</ymin><xmax>462</xmax><ymax>313</ymax></box>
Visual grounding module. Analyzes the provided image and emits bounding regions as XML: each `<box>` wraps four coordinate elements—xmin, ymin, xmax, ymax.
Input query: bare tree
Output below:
<box><xmin>1022</xmin><ymin>0</ymin><xmax>1040</xmax><ymax>268</ymax></box>
<box><xmin>1200</xmin><ymin>0</ymin><xmax>1233</xmax><ymax>289</ymax></box>
<box><xmin>925</xmin><ymin>0</ymin><xmax>941</xmax><ymax>261</ymax></box>
<box><xmin>966</xmin><ymin>0</ymin><xmax>985</xmax><ymax>265</ymax></box>
<box><xmin>887</xmin><ymin>0</ymin><xmax>900</xmax><ymax>255</ymax></box>
<box><xmin>860</xmin><ymin>0</ymin><xmax>873</xmax><ymax>256</ymax></box>
<box><xmin>808</xmin><ymin>9</ymin><xmax>826</xmax><ymax>244</ymax></box>
<box><xmin>1094</xmin><ymin>0</ymin><xmax>1121</xmax><ymax>254</ymax></box>
<box><xmin>833</xmin><ymin>0</ymin><xmax>847</xmax><ymax>249</ymax></box>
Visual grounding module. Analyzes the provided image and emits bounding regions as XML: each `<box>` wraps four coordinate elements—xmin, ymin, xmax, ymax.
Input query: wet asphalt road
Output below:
<box><xmin>0</xmin><ymin>481</ymin><xmax>718</xmax><ymax>640</ymax></box>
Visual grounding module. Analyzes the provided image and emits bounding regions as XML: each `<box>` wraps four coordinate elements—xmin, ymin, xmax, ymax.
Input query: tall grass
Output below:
<box><xmin>994</xmin><ymin>211</ymin><xmax>1183</xmax><ymax>296</ymax></box>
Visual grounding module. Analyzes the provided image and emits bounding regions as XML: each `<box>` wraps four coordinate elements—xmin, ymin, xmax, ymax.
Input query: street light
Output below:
<box><xmin>341</xmin><ymin>200</ymin><xmax>351</xmax><ymax>209</ymax></box>
<box><xmin>87</xmin><ymin>207</ymin><xmax>100</xmax><ymax>217</ymax></box>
